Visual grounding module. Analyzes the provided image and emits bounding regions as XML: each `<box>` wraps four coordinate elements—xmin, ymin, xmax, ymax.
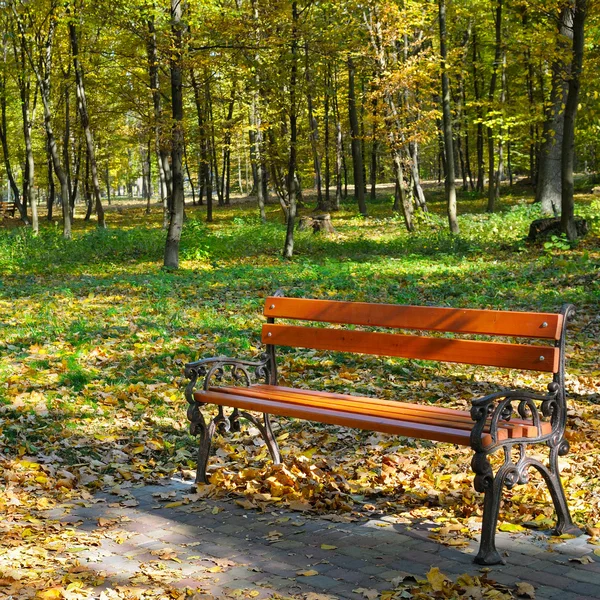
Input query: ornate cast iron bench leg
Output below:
<box><xmin>184</xmin><ymin>356</ymin><xmax>282</xmax><ymax>484</ymax></box>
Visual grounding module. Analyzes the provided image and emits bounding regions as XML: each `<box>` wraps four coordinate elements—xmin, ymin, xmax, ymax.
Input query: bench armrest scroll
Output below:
<box><xmin>470</xmin><ymin>383</ymin><xmax>564</xmax><ymax>452</ymax></box>
<box><xmin>184</xmin><ymin>354</ymin><xmax>272</xmax><ymax>404</ymax></box>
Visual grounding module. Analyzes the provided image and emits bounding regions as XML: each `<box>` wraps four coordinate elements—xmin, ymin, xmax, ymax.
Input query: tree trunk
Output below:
<box><xmin>324</xmin><ymin>64</ymin><xmax>331</xmax><ymax>208</ymax></box>
<box><xmin>333</xmin><ymin>65</ymin><xmax>343</xmax><ymax>210</ymax></box>
<box><xmin>439</xmin><ymin>0</ymin><xmax>458</xmax><ymax>233</ymax></box>
<box><xmin>147</xmin><ymin>18</ymin><xmax>172</xmax><ymax>229</ymax></box>
<box><xmin>164</xmin><ymin>0</ymin><xmax>185</xmax><ymax>268</ymax></box>
<box><xmin>347</xmin><ymin>56</ymin><xmax>367</xmax><ymax>215</ymax></box>
<box><xmin>472</xmin><ymin>32</ymin><xmax>485</xmax><ymax>193</ymax></box>
<box><xmin>191</xmin><ymin>69</ymin><xmax>213</xmax><ymax>222</ymax></box>
<box><xmin>537</xmin><ymin>8</ymin><xmax>572</xmax><ymax>215</ymax></box>
<box><xmin>305</xmin><ymin>42</ymin><xmax>324</xmax><ymax>210</ymax></box>
<box><xmin>486</xmin><ymin>0</ymin><xmax>503</xmax><ymax>212</ymax></box>
<box><xmin>13</xmin><ymin>9</ymin><xmax>71</xmax><ymax>237</ymax></box>
<box><xmin>561</xmin><ymin>0</ymin><xmax>587</xmax><ymax>241</ymax></box>
<box><xmin>69</xmin><ymin>20</ymin><xmax>105</xmax><ymax>227</ymax></box>
<box><xmin>10</xmin><ymin>34</ymin><xmax>35</xmax><ymax>228</ymax></box>
<box><xmin>283</xmin><ymin>1</ymin><xmax>299</xmax><ymax>259</ymax></box>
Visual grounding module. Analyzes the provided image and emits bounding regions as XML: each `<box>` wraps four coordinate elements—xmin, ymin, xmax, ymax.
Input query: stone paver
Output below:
<box><xmin>45</xmin><ymin>478</ymin><xmax>600</xmax><ymax>599</ymax></box>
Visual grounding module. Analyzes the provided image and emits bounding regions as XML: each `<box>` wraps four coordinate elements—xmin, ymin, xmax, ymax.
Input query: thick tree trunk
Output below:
<box><xmin>439</xmin><ymin>0</ymin><xmax>459</xmax><ymax>233</ymax></box>
<box><xmin>164</xmin><ymin>0</ymin><xmax>185</xmax><ymax>268</ymax></box>
<box><xmin>537</xmin><ymin>8</ymin><xmax>573</xmax><ymax>215</ymax></box>
<box><xmin>347</xmin><ymin>56</ymin><xmax>367</xmax><ymax>216</ymax></box>
<box><xmin>561</xmin><ymin>0</ymin><xmax>587</xmax><ymax>241</ymax></box>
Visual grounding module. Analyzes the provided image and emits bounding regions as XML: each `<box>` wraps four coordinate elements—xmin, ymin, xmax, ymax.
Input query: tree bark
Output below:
<box><xmin>537</xmin><ymin>8</ymin><xmax>572</xmax><ymax>215</ymax></box>
<box><xmin>12</xmin><ymin>7</ymin><xmax>71</xmax><ymax>237</ymax></box>
<box><xmin>10</xmin><ymin>31</ymin><xmax>35</xmax><ymax>228</ymax></box>
<box><xmin>439</xmin><ymin>0</ymin><xmax>459</xmax><ymax>233</ymax></box>
<box><xmin>472</xmin><ymin>32</ymin><xmax>485</xmax><ymax>193</ymax></box>
<box><xmin>486</xmin><ymin>0</ymin><xmax>503</xmax><ymax>212</ymax></box>
<box><xmin>347</xmin><ymin>56</ymin><xmax>367</xmax><ymax>216</ymax></box>
<box><xmin>305</xmin><ymin>42</ymin><xmax>324</xmax><ymax>210</ymax></box>
<box><xmin>283</xmin><ymin>1</ymin><xmax>299</xmax><ymax>259</ymax></box>
<box><xmin>561</xmin><ymin>0</ymin><xmax>587</xmax><ymax>241</ymax></box>
<box><xmin>164</xmin><ymin>0</ymin><xmax>185</xmax><ymax>268</ymax></box>
<box><xmin>147</xmin><ymin>17</ymin><xmax>172</xmax><ymax>229</ymax></box>
<box><xmin>69</xmin><ymin>19</ymin><xmax>105</xmax><ymax>227</ymax></box>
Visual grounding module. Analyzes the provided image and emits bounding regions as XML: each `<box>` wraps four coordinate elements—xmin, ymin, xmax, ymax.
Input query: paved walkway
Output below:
<box><xmin>48</xmin><ymin>478</ymin><xmax>600</xmax><ymax>599</ymax></box>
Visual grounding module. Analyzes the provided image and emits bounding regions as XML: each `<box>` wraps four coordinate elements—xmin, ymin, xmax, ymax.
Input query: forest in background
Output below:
<box><xmin>0</xmin><ymin>0</ymin><xmax>597</xmax><ymax>264</ymax></box>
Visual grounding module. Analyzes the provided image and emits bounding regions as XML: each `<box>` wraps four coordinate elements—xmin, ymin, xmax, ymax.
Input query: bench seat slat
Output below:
<box><xmin>261</xmin><ymin>324</ymin><xmax>559</xmax><ymax>372</ymax></box>
<box><xmin>195</xmin><ymin>389</ymin><xmax>481</xmax><ymax>446</ymax></box>
<box><xmin>264</xmin><ymin>297</ymin><xmax>563</xmax><ymax>340</ymax></box>
<box><xmin>213</xmin><ymin>385</ymin><xmax>551</xmax><ymax>439</ymax></box>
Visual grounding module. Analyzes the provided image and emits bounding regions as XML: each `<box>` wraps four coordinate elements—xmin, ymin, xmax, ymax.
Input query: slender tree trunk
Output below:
<box><xmin>147</xmin><ymin>17</ymin><xmax>172</xmax><ymax>229</ymax></box>
<box><xmin>69</xmin><ymin>20</ymin><xmax>105</xmax><ymax>227</ymax></box>
<box><xmin>191</xmin><ymin>69</ymin><xmax>212</xmax><ymax>222</ymax></box>
<box><xmin>105</xmin><ymin>161</ymin><xmax>111</xmax><ymax>205</ymax></box>
<box><xmin>333</xmin><ymin>65</ymin><xmax>343</xmax><ymax>210</ymax></box>
<box><xmin>164</xmin><ymin>0</ymin><xmax>185</xmax><ymax>268</ymax></box>
<box><xmin>561</xmin><ymin>0</ymin><xmax>587</xmax><ymax>241</ymax></box>
<box><xmin>222</xmin><ymin>84</ymin><xmax>235</xmax><ymax>205</ymax></box>
<box><xmin>0</xmin><ymin>63</ymin><xmax>26</xmax><ymax>222</ymax></box>
<box><xmin>10</xmin><ymin>35</ymin><xmax>35</xmax><ymax>228</ymax></box>
<box><xmin>305</xmin><ymin>42</ymin><xmax>324</xmax><ymax>210</ymax></box>
<box><xmin>283</xmin><ymin>1</ymin><xmax>298</xmax><ymax>259</ymax></box>
<box><xmin>324</xmin><ymin>64</ymin><xmax>331</xmax><ymax>208</ymax></box>
<box><xmin>439</xmin><ymin>0</ymin><xmax>459</xmax><ymax>233</ymax></box>
<box><xmin>472</xmin><ymin>32</ymin><xmax>485</xmax><ymax>193</ymax></box>
<box><xmin>370</xmin><ymin>82</ymin><xmax>378</xmax><ymax>201</ymax></box>
<box><xmin>348</xmin><ymin>56</ymin><xmax>367</xmax><ymax>215</ymax></box>
<box><xmin>47</xmin><ymin>153</ymin><xmax>55</xmax><ymax>220</ymax></box>
<box><xmin>486</xmin><ymin>0</ymin><xmax>503</xmax><ymax>212</ymax></box>
<box><xmin>84</xmin><ymin>149</ymin><xmax>93</xmax><ymax>220</ymax></box>
<box><xmin>13</xmin><ymin>9</ymin><xmax>70</xmax><ymax>237</ymax></box>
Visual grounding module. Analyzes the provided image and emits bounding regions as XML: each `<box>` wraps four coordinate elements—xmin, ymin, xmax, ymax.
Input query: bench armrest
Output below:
<box><xmin>184</xmin><ymin>354</ymin><xmax>272</xmax><ymax>404</ymax></box>
<box><xmin>469</xmin><ymin>383</ymin><xmax>564</xmax><ymax>452</ymax></box>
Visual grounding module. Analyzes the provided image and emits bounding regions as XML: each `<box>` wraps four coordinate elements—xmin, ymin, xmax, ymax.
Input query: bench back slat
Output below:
<box><xmin>263</xmin><ymin>296</ymin><xmax>562</xmax><ymax>340</ymax></box>
<box><xmin>261</xmin><ymin>323</ymin><xmax>559</xmax><ymax>372</ymax></box>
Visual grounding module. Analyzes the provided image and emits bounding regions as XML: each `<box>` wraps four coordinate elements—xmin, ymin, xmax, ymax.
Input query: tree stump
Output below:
<box><xmin>298</xmin><ymin>214</ymin><xmax>335</xmax><ymax>234</ymax></box>
<box><xmin>527</xmin><ymin>217</ymin><xmax>588</xmax><ymax>241</ymax></box>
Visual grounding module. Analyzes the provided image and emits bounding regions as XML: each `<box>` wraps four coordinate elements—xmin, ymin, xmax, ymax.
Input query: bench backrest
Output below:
<box><xmin>262</xmin><ymin>296</ymin><xmax>567</xmax><ymax>373</ymax></box>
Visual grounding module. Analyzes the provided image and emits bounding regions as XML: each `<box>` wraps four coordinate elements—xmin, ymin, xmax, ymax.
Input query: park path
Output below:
<box><xmin>45</xmin><ymin>478</ymin><xmax>600</xmax><ymax>599</ymax></box>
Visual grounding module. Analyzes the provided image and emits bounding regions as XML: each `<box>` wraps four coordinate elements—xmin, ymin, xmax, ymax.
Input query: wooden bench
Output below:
<box><xmin>0</xmin><ymin>199</ymin><xmax>16</xmax><ymax>218</ymax></box>
<box><xmin>184</xmin><ymin>294</ymin><xmax>581</xmax><ymax>565</ymax></box>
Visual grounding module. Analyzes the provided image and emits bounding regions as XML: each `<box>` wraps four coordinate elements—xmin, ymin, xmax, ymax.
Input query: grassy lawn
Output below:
<box><xmin>0</xmin><ymin>184</ymin><xmax>599</xmax><ymax>595</ymax></box>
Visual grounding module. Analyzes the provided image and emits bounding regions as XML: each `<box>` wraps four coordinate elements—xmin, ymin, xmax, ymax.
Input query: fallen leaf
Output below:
<box><xmin>515</xmin><ymin>581</ymin><xmax>536</xmax><ymax>598</ymax></box>
<box><xmin>296</xmin><ymin>569</ymin><xmax>319</xmax><ymax>577</ymax></box>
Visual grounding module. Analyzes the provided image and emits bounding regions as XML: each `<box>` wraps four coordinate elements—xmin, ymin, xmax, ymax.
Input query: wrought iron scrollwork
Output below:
<box><xmin>184</xmin><ymin>354</ymin><xmax>281</xmax><ymax>484</ymax></box>
<box><xmin>469</xmin><ymin>382</ymin><xmax>579</xmax><ymax>565</ymax></box>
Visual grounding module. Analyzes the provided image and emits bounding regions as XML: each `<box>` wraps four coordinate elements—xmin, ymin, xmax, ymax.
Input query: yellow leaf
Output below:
<box><xmin>296</xmin><ymin>569</ymin><xmax>319</xmax><ymax>577</ymax></box>
<box><xmin>164</xmin><ymin>501</ymin><xmax>184</xmax><ymax>508</ymax></box>
<box><xmin>212</xmin><ymin>506</ymin><xmax>222</xmax><ymax>514</ymax></box>
<box><xmin>426</xmin><ymin>567</ymin><xmax>449</xmax><ymax>592</ymax></box>
<box><xmin>207</xmin><ymin>566</ymin><xmax>223</xmax><ymax>573</ymax></box>
<box><xmin>498</xmin><ymin>523</ymin><xmax>526</xmax><ymax>533</ymax></box>
<box><xmin>36</xmin><ymin>588</ymin><xmax>63</xmax><ymax>599</ymax></box>
<box><xmin>320</xmin><ymin>544</ymin><xmax>337</xmax><ymax>550</ymax></box>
